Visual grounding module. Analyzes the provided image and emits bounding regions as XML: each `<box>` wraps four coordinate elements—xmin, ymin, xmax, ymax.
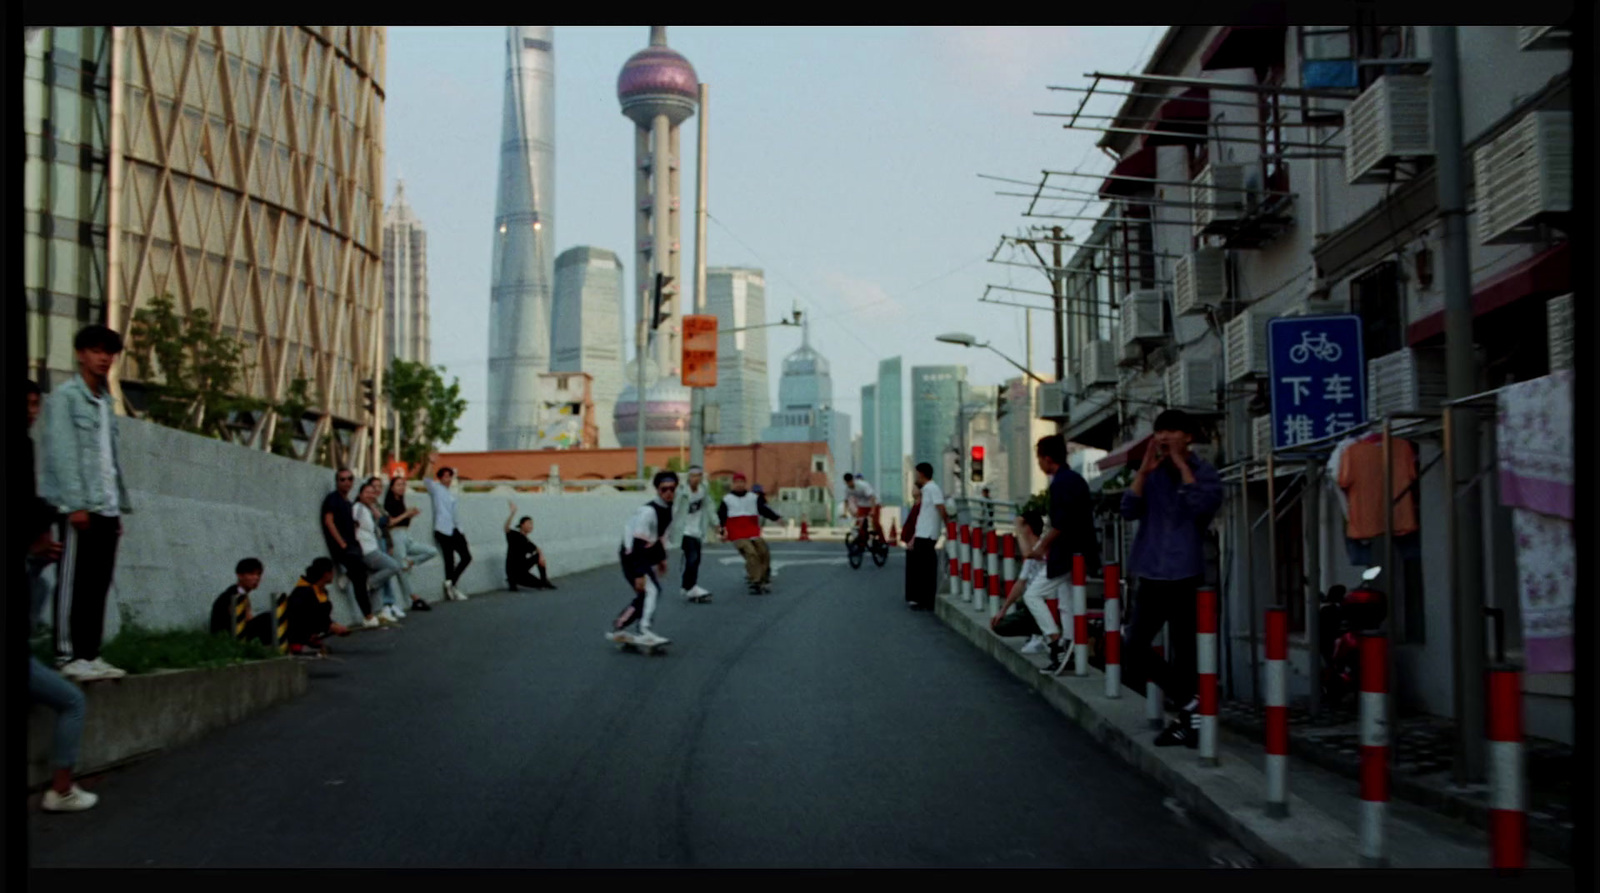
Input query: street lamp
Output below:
<box><xmin>936</xmin><ymin>332</ymin><xmax>1047</xmax><ymax>384</ymax></box>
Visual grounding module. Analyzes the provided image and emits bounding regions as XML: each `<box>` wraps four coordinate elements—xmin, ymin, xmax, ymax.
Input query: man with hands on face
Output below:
<box><xmin>1121</xmin><ymin>409</ymin><xmax>1224</xmax><ymax>749</ymax></box>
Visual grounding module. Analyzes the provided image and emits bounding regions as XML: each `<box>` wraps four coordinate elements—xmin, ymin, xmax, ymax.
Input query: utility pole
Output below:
<box><xmin>1433</xmin><ymin>25</ymin><xmax>1487</xmax><ymax>784</ymax></box>
<box><xmin>689</xmin><ymin>82</ymin><xmax>709</xmax><ymax>473</ymax></box>
<box><xmin>1051</xmin><ymin>226</ymin><xmax>1066</xmax><ymax>383</ymax></box>
<box><xmin>956</xmin><ymin>377</ymin><xmax>969</xmax><ymax>501</ymax></box>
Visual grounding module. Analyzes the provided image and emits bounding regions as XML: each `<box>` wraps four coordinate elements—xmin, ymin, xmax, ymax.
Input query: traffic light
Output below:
<box><xmin>361</xmin><ymin>378</ymin><xmax>377</xmax><ymax>415</ymax></box>
<box><xmin>951</xmin><ymin>446</ymin><xmax>963</xmax><ymax>480</ymax></box>
<box><xmin>971</xmin><ymin>445</ymin><xmax>985</xmax><ymax>483</ymax></box>
<box><xmin>996</xmin><ymin>389</ymin><xmax>1009</xmax><ymax>420</ymax></box>
<box><xmin>652</xmin><ymin>273</ymin><xmax>675</xmax><ymax>331</ymax></box>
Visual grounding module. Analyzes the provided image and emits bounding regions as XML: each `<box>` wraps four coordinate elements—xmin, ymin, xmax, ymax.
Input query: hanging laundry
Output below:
<box><xmin>1326</xmin><ymin>435</ymin><xmax>1358</xmax><ymax>521</ymax></box>
<box><xmin>1511</xmin><ymin>508</ymin><xmax>1574</xmax><ymax>674</ymax></box>
<box><xmin>1497</xmin><ymin>370</ymin><xmax>1573</xmax><ymax>521</ymax></box>
<box><xmin>1338</xmin><ymin>437</ymin><xmax>1419</xmax><ymax>541</ymax></box>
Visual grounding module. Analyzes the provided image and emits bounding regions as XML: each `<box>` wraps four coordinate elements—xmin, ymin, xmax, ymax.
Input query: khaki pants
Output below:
<box><xmin>734</xmin><ymin>538</ymin><xmax>771</xmax><ymax>584</ymax></box>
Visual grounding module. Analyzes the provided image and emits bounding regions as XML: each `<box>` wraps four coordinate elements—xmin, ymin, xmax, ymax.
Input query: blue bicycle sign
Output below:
<box><xmin>1267</xmin><ymin>315</ymin><xmax>1367</xmax><ymax>451</ymax></box>
<box><xmin>1288</xmin><ymin>330</ymin><xmax>1343</xmax><ymax>364</ymax></box>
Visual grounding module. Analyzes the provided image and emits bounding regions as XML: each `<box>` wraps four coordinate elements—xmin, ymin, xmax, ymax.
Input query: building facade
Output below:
<box><xmin>859</xmin><ymin>383</ymin><xmax>877</xmax><ymax>481</ymax></box>
<box><xmin>487</xmin><ymin>26</ymin><xmax>557</xmax><ymax>451</ymax></box>
<box><xmin>875</xmin><ymin>357</ymin><xmax>905</xmax><ymax>508</ymax></box>
<box><xmin>552</xmin><ymin>246</ymin><xmax>626</xmax><ymax>448</ymax></box>
<box><xmin>911</xmin><ymin>364</ymin><xmax>966</xmax><ymax>493</ymax></box>
<box><xmin>24</xmin><ymin>26</ymin><xmax>388</xmax><ymax>467</ymax></box>
<box><xmin>1000</xmin><ymin>375</ymin><xmax>1053</xmax><ymax>503</ymax></box>
<box><xmin>1049</xmin><ymin>25</ymin><xmax>1573</xmax><ymax>742</ymax></box>
<box><xmin>762</xmin><ymin>325</ymin><xmax>852</xmax><ymax>505</ymax></box>
<box><xmin>382</xmin><ymin>180</ymin><xmax>430</xmax><ymax>366</ymax></box>
<box><xmin>704</xmin><ymin>267</ymin><xmax>771</xmax><ymax>446</ymax></box>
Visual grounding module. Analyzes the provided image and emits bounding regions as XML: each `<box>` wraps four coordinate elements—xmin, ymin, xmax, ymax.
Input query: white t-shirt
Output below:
<box><xmin>1017</xmin><ymin>558</ymin><xmax>1046</xmax><ymax>587</ymax></box>
<box><xmin>354</xmin><ymin>502</ymin><xmax>381</xmax><ymax>554</ymax></box>
<box><xmin>914</xmin><ymin>482</ymin><xmax>945</xmax><ymax>540</ymax></box>
<box><xmin>94</xmin><ymin>389</ymin><xmax>120</xmax><ymax>516</ymax></box>
<box><xmin>848</xmin><ymin>479</ymin><xmax>877</xmax><ymax>507</ymax></box>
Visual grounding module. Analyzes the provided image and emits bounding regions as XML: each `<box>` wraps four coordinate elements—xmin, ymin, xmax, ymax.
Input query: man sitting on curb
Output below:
<box><xmin>990</xmin><ymin>510</ymin><xmax>1053</xmax><ymax>653</ymax></box>
<box><xmin>505</xmin><ymin>501</ymin><xmax>556</xmax><ymax>591</ymax></box>
<box><xmin>285</xmin><ymin>558</ymin><xmax>351</xmax><ymax>653</ymax></box>
<box><xmin>209</xmin><ymin>558</ymin><xmax>275</xmax><ymax>645</ymax></box>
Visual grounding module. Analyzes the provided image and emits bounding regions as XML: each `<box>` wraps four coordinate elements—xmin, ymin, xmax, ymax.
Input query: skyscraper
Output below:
<box><xmin>552</xmin><ymin>246</ymin><xmax>626</xmax><ymax>447</ymax></box>
<box><xmin>859</xmin><ymin>383</ymin><xmax>877</xmax><ymax>482</ymax></box>
<box><xmin>704</xmin><ymin>267</ymin><xmax>770</xmax><ymax>445</ymax></box>
<box><xmin>912</xmin><ymin>365</ymin><xmax>967</xmax><ymax>492</ymax></box>
<box><xmin>382</xmin><ymin>180</ymin><xmax>430</xmax><ymax>366</ymax></box>
<box><xmin>487</xmin><ymin>26</ymin><xmax>556</xmax><ymax>451</ymax></box>
<box><xmin>876</xmin><ymin>357</ymin><xmax>904</xmax><ymax>507</ymax></box>
<box><xmin>763</xmin><ymin>324</ymin><xmax>851</xmax><ymax>503</ymax></box>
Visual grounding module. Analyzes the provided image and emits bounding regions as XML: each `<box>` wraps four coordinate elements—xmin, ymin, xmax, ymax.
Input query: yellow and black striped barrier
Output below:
<box><xmin>233</xmin><ymin>592</ymin><xmax>248</xmax><ymax>639</ymax></box>
<box><xmin>272</xmin><ymin>593</ymin><xmax>289</xmax><ymax>655</ymax></box>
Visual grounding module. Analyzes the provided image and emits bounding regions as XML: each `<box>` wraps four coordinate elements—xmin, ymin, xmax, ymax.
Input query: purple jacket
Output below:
<box><xmin>1120</xmin><ymin>455</ymin><xmax>1224</xmax><ymax>581</ymax></box>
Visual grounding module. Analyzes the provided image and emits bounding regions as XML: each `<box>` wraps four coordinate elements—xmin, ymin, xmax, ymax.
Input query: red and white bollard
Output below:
<box><xmin>1265</xmin><ymin>606</ymin><xmax>1290</xmax><ymax>818</ymax></box>
<box><xmin>1072</xmin><ymin>554</ymin><xmax>1089</xmax><ymax>676</ymax></box>
<box><xmin>1001</xmin><ymin>534</ymin><xmax>1019</xmax><ymax>619</ymax></box>
<box><xmin>959</xmin><ymin>526</ymin><xmax>972</xmax><ymax>602</ymax></box>
<box><xmin>986</xmin><ymin>530</ymin><xmax>1002</xmax><ymax>615</ymax></box>
<box><xmin>1147</xmin><ymin>644</ymin><xmax>1165</xmax><ymax>730</ymax></box>
<box><xmin>1103</xmin><ymin>563</ymin><xmax>1121</xmax><ymax>699</ymax></box>
<box><xmin>973</xmin><ymin>527</ymin><xmax>990</xmax><ymax>612</ymax></box>
<box><xmin>1197</xmin><ymin>587</ymin><xmax>1219</xmax><ymax>766</ymax></box>
<box><xmin>1359</xmin><ymin>633</ymin><xmax>1389</xmax><ymax>867</ymax></box>
<box><xmin>946</xmin><ymin>521</ymin><xmax>960</xmax><ymax>595</ymax></box>
<box><xmin>1488</xmin><ymin>663</ymin><xmax>1526</xmax><ymax>871</ymax></box>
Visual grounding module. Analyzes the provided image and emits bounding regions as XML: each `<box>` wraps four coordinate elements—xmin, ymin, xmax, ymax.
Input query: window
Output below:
<box><xmin>1351</xmin><ymin>261</ymin><xmax>1404</xmax><ymax>359</ymax></box>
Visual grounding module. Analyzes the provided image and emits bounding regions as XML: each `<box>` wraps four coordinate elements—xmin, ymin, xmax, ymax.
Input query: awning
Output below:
<box><xmin>1407</xmin><ymin>241</ymin><xmax>1570</xmax><ymax>345</ymax></box>
<box><xmin>1097</xmin><ymin>433</ymin><xmax>1155</xmax><ymax>473</ymax></box>
<box><xmin>1200</xmin><ymin>25</ymin><xmax>1288</xmax><ymax>72</ymax></box>
<box><xmin>1099</xmin><ymin>144</ymin><xmax>1158</xmax><ymax>198</ymax></box>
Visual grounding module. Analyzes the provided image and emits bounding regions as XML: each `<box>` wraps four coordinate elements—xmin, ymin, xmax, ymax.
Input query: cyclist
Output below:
<box><xmin>842</xmin><ymin>473</ymin><xmax>883</xmax><ymax>545</ymax></box>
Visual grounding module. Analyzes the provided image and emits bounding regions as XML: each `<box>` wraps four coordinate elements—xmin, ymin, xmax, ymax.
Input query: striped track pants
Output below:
<box><xmin>55</xmin><ymin>513</ymin><xmax>121</xmax><ymax>663</ymax></box>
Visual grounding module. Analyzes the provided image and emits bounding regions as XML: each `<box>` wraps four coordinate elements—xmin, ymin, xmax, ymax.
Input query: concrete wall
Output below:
<box><xmin>40</xmin><ymin>417</ymin><xmax>650</xmax><ymax>636</ymax></box>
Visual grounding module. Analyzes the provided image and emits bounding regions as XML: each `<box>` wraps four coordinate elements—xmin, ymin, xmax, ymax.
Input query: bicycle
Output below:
<box><xmin>1288</xmin><ymin>331</ymin><xmax>1343</xmax><ymax>364</ymax></box>
<box><xmin>845</xmin><ymin>512</ymin><xmax>890</xmax><ymax>569</ymax></box>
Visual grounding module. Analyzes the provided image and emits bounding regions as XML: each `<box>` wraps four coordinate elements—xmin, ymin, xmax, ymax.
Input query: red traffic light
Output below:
<box><xmin>971</xmin><ymin>446</ymin><xmax>984</xmax><ymax>460</ymax></box>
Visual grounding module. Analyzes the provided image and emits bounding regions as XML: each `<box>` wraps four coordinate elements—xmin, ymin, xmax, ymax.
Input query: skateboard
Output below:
<box><xmin>686</xmin><ymin>593</ymin><xmax>713</xmax><ymax>603</ymax></box>
<box><xmin>605</xmin><ymin>631</ymin><xmax>670</xmax><ymax>655</ymax></box>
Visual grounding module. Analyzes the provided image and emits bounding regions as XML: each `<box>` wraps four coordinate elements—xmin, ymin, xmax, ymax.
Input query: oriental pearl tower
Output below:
<box><xmin>614</xmin><ymin>25</ymin><xmax>696</xmax><ymax>449</ymax></box>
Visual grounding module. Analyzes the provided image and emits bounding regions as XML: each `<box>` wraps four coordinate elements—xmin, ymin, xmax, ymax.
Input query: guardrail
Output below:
<box><xmin>412</xmin><ymin>479</ymin><xmax>653</xmax><ymax>494</ymax></box>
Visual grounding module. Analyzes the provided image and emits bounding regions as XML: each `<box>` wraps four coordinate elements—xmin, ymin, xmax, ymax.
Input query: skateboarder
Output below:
<box><xmin>717</xmin><ymin>473</ymin><xmax>782</xmax><ymax>594</ymax></box>
<box><xmin>609</xmin><ymin>470</ymin><xmax>680</xmax><ymax>648</ymax></box>
<box><xmin>673</xmin><ymin>465</ymin><xmax>713</xmax><ymax>602</ymax></box>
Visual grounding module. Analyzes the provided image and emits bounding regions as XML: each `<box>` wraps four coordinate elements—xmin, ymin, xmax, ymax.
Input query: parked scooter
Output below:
<box><xmin>1319</xmin><ymin>567</ymin><xmax>1388</xmax><ymax>708</ymax></box>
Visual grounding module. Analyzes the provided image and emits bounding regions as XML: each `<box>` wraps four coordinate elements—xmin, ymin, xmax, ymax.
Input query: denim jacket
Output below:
<box><xmin>39</xmin><ymin>374</ymin><xmax>133</xmax><ymax>516</ymax></box>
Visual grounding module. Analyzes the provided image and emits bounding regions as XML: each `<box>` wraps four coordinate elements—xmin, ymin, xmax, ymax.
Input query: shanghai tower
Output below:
<box><xmin>487</xmin><ymin>26</ymin><xmax>556</xmax><ymax>450</ymax></box>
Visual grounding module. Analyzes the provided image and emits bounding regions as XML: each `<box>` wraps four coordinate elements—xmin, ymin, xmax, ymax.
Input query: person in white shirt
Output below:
<box><xmin>609</xmin><ymin>471</ymin><xmax>680</xmax><ymax>647</ymax></box>
<box><xmin>425</xmin><ymin>467</ymin><xmax>473</xmax><ymax>601</ymax></box>
<box><xmin>842</xmin><ymin>473</ymin><xmax>883</xmax><ymax>541</ymax></box>
<box><xmin>905</xmin><ymin>462</ymin><xmax>950</xmax><ymax>611</ymax></box>
<box><xmin>354</xmin><ymin>481</ymin><xmax>404</xmax><ymax>624</ymax></box>
<box><xmin>673</xmin><ymin>466</ymin><xmax>713</xmax><ymax>602</ymax></box>
<box><xmin>990</xmin><ymin>509</ymin><xmax>1064</xmax><ymax>660</ymax></box>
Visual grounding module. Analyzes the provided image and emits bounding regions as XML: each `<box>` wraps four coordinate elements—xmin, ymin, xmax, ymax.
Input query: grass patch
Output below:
<box><xmin>32</xmin><ymin>626</ymin><xmax>276</xmax><ymax>675</ymax></box>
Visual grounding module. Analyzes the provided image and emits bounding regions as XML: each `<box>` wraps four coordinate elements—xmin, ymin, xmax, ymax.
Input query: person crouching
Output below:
<box><xmin>609</xmin><ymin>471</ymin><xmax>679</xmax><ymax>647</ymax></box>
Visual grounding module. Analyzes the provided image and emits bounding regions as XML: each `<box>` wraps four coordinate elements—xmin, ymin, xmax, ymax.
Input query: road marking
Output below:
<box><xmin>715</xmin><ymin>556</ymin><xmax>850</xmax><ymax>578</ymax></box>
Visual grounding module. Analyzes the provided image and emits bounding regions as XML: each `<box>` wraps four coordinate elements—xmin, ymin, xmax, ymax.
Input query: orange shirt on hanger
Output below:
<box><xmin>1338</xmin><ymin>438</ymin><xmax>1419</xmax><ymax>540</ymax></box>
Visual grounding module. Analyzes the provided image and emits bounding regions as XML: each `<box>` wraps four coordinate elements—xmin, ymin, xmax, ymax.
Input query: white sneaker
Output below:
<box><xmin>42</xmin><ymin>784</ymin><xmax>99</xmax><ymax>812</ymax></box>
<box><xmin>443</xmin><ymin>583</ymin><xmax>455</xmax><ymax>601</ymax></box>
<box><xmin>392</xmin><ymin>606</ymin><xmax>407</xmax><ymax>619</ymax></box>
<box><xmin>89</xmin><ymin>658</ymin><xmax>127</xmax><ymax>679</ymax></box>
<box><xmin>638</xmin><ymin>631</ymin><xmax>669</xmax><ymax>646</ymax></box>
<box><xmin>691</xmin><ymin>586</ymin><xmax>711</xmax><ymax>598</ymax></box>
<box><xmin>361</xmin><ymin>616</ymin><xmax>380</xmax><ymax>629</ymax></box>
<box><xmin>57</xmin><ymin>659</ymin><xmax>97</xmax><ymax>681</ymax></box>
<box><xmin>379</xmin><ymin>607</ymin><xmax>400</xmax><ymax>624</ymax></box>
<box><xmin>1020</xmin><ymin>635</ymin><xmax>1046</xmax><ymax>655</ymax></box>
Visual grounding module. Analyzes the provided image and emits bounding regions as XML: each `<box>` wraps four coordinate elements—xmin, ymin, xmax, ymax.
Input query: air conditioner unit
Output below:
<box><xmin>1174</xmin><ymin>249</ymin><xmax>1228</xmax><ymax>316</ymax></box>
<box><xmin>1478</xmin><ymin>110</ymin><xmax>1571</xmax><ymax>245</ymax></box>
<box><xmin>1518</xmin><ymin>25</ymin><xmax>1569</xmax><ymax>51</ymax></box>
<box><xmin>1119</xmin><ymin>289</ymin><xmax>1169</xmax><ymax>350</ymax></box>
<box><xmin>1367</xmin><ymin>348</ymin><xmax>1448</xmax><ymax>419</ymax></box>
<box><xmin>1547</xmin><ymin>293</ymin><xmax>1573</xmax><ymax>371</ymax></box>
<box><xmin>1083</xmin><ymin>340</ymin><xmax>1119</xmax><ymax>387</ymax></box>
<box><xmin>1164</xmin><ymin>359</ymin><xmax>1219</xmax><ymax>411</ymax></box>
<box><xmin>1344</xmin><ymin>75</ymin><xmax>1434</xmax><ymax>185</ymax></box>
<box><xmin>1118</xmin><ymin>375</ymin><xmax>1164</xmax><ymax>409</ymax></box>
<box><xmin>1036</xmin><ymin>381</ymin><xmax>1070</xmax><ymax>421</ymax></box>
<box><xmin>1471</xmin><ymin>140</ymin><xmax>1500</xmax><ymax>247</ymax></box>
<box><xmin>1253</xmin><ymin>414</ymin><xmax>1274</xmax><ymax>460</ymax></box>
<box><xmin>1193</xmin><ymin>164</ymin><xmax>1250</xmax><ymax>235</ymax></box>
<box><xmin>1225</xmin><ymin>310</ymin><xmax>1271</xmax><ymax>383</ymax></box>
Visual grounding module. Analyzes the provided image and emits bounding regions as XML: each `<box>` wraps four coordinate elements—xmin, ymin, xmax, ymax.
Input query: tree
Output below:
<box><xmin>128</xmin><ymin>294</ymin><xmax>265</xmax><ymax>439</ymax></box>
<box><xmin>269</xmin><ymin>377</ymin><xmax>313</xmax><ymax>459</ymax></box>
<box><xmin>386</xmin><ymin>359</ymin><xmax>467</xmax><ymax>479</ymax></box>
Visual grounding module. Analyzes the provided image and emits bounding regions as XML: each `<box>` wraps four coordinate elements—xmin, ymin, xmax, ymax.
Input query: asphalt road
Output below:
<box><xmin>29</xmin><ymin>541</ymin><xmax>1249</xmax><ymax>869</ymax></box>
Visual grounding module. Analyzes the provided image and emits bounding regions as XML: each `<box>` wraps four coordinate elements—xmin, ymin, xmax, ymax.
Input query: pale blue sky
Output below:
<box><xmin>383</xmin><ymin>25</ymin><xmax>1164</xmax><ymax>454</ymax></box>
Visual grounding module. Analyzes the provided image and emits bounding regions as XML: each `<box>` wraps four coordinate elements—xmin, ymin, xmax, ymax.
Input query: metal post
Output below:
<box><xmin>1431</xmin><ymin>24</ymin><xmax>1487</xmax><ymax>783</ymax></box>
<box><xmin>1052</xmin><ymin>226</ymin><xmax>1066</xmax><ymax>383</ymax></box>
<box><xmin>689</xmin><ymin>82</ymin><xmax>709</xmax><ymax>472</ymax></box>
<box><xmin>957</xmin><ymin>378</ymin><xmax>969</xmax><ymax>500</ymax></box>
<box><xmin>1258</xmin><ymin>450</ymin><xmax>1273</xmax><ymax>707</ymax></box>
<box><xmin>1305</xmin><ymin>461</ymin><xmax>1323</xmax><ymax>716</ymax></box>
<box><xmin>1241</xmin><ymin>470</ymin><xmax>1255</xmax><ymax>707</ymax></box>
<box><xmin>1382</xmin><ymin>417</ymin><xmax>1401</xmax><ymax>765</ymax></box>
<box><xmin>636</xmin><ymin>315</ymin><xmax>648</xmax><ymax>479</ymax></box>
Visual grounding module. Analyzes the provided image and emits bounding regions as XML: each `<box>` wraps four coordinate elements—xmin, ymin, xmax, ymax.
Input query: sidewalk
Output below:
<box><xmin>933</xmin><ymin>591</ymin><xmax>1572</xmax><ymax>870</ymax></box>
